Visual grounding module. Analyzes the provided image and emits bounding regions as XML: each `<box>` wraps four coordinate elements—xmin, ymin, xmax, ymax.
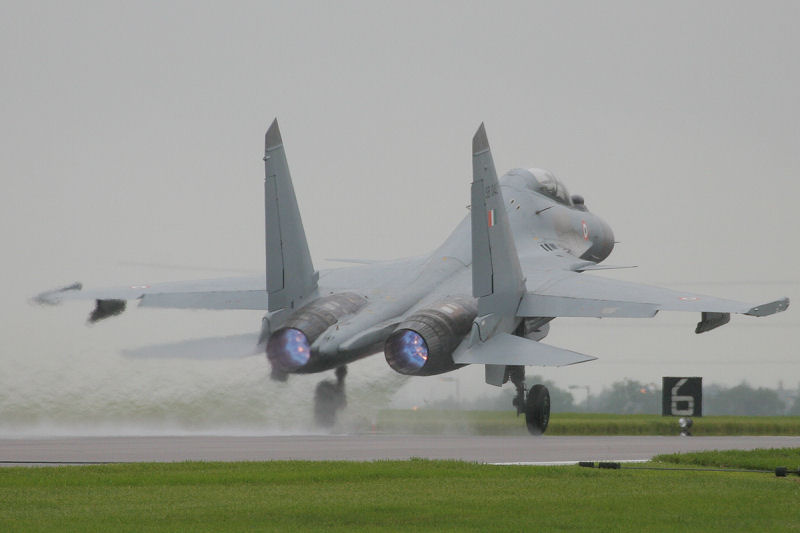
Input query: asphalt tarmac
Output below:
<box><xmin>1</xmin><ymin>435</ymin><xmax>799</xmax><ymax>465</ymax></box>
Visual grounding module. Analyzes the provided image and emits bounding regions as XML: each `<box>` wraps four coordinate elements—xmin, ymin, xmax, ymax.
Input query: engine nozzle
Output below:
<box><xmin>265</xmin><ymin>292</ymin><xmax>368</xmax><ymax>374</ymax></box>
<box><xmin>385</xmin><ymin>329</ymin><xmax>429</xmax><ymax>374</ymax></box>
<box><xmin>267</xmin><ymin>328</ymin><xmax>311</xmax><ymax>371</ymax></box>
<box><xmin>384</xmin><ymin>297</ymin><xmax>477</xmax><ymax>376</ymax></box>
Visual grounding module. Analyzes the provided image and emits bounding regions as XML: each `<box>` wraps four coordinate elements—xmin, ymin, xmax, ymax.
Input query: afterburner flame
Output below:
<box><xmin>267</xmin><ymin>328</ymin><xmax>311</xmax><ymax>371</ymax></box>
<box><xmin>385</xmin><ymin>329</ymin><xmax>429</xmax><ymax>374</ymax></box>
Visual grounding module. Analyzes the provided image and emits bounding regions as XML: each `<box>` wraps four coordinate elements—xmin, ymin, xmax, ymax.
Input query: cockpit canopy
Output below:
<box><xmin>500</xmin><ymin>168</ymin><xmax>574</xmax><ymax>206</ymax></box>
<box><xmin>527</xmin><ymin>168</ymin><xmax>572</xmax><ymax>206</ymax></box>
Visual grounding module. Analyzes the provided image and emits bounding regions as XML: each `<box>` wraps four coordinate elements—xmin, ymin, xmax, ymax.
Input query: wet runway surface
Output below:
<box><xmin>2</xmin><ymin>435</ymin><xmax>799</xmax><ymax>465</ymax></box>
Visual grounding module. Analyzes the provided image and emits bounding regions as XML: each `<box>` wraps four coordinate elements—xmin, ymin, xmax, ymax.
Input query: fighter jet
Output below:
<box><xmin>35</xmin><ymin>120</ymin><xmax>789</xmax><ymax>434</ymax></box>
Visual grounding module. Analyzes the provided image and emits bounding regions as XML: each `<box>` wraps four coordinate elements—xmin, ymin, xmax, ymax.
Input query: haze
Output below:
<box><xmin>1</xmin><ymin>1</ymin><xmax>797</xmax><ymax>431</ymax></box>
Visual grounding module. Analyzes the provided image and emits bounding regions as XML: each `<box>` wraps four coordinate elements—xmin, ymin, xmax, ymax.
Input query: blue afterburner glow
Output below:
<box><xmin>267</xmin><ymin>328</ymin><xmax>311</xmax><ymax>371</ymax></box>
<box><xmin>385</xmin><ymin>329</ymin><xmax>429</xmax><ymax>374</ymax></box>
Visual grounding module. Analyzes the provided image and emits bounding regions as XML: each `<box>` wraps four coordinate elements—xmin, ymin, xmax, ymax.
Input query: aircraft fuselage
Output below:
<box><xmin>266</xmin><ymin>167</ymin><xmax>614</xmax><ymax>376</ymax></box>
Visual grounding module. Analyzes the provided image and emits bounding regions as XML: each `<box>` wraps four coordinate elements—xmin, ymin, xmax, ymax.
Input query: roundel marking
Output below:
<box><xmin>581</xmin><ymin>220</ymin><xmax>589</xmax><ymax>241</ymax></box>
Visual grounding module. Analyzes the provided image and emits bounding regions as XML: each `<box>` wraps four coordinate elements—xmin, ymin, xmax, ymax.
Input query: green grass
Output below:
<box><xmin>655</xmin><ymin>447</ymin><xmax>800</xmax><ymax>472</ymax></box>
<box><xmin>375</xmin><ymin>410</ymin><xmax>800</xmax><ymax>436</ymax></box>
<box><xmin>1</xmin><ymin>458</ymin><xmax>799</xmax><ymax>532</ymax></box>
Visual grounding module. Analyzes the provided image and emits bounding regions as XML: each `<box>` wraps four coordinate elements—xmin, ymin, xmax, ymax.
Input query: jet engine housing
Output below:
<box><xmin>267</xmin><ymin>292</ymin><xmax>367</xmax><ymax>372</ymax></box>
<box><xmin>384</xmin><ymin>297</ymin><xmax>478</xmax><ymax>376</ymax></box>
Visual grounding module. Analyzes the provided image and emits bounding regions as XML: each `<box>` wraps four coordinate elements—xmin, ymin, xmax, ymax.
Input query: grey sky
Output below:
<box><xmin>1</xmin><ymin>1</ymin><xmax>797</xmax><ymax>428</ymax></box>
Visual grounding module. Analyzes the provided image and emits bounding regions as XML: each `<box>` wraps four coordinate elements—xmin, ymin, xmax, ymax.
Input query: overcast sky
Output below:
<box><xmin>1</xmin><ymin>1</ymin><xmax>797</xmax><ymax>430</ymax></box>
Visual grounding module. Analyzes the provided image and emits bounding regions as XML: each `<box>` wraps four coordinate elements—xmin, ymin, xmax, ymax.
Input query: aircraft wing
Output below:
<box><xmin>33</xmin><ymin>276</ymin><xmax>268</xmax><ymax>321</ymax></box>
<box><xmin>518</xmin><ymin>269</ymin><xmax>789</xmax><ymax>332</ymax></box>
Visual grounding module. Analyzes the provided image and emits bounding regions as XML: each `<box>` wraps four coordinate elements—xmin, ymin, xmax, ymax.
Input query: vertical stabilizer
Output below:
<box><xmin>264</xmin><ymin>119</ymin><xmax>318</xmax><ymax>312</ymax></box>
<box><xmin>458</xmin><ymin>124</ymin><xmax>539</xmax><ymax>387</ymax></box>
<box><xmin>470</xmin><ymin>123</ymin><xmax>525</xmax><ymax>316</ymax></box>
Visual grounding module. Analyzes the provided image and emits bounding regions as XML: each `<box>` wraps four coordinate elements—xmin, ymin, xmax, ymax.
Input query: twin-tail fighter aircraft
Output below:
<box><xmin>35</xmin><ymin>120</ymin><xmax>789</xmax><ymax>434</ymax></box>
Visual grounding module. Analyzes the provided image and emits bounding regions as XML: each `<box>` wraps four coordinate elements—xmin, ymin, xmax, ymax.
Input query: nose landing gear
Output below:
<box><xmin>509</xmin><ymin>366</ymin><xmax>550</xmax><ymax>435</ymax></box>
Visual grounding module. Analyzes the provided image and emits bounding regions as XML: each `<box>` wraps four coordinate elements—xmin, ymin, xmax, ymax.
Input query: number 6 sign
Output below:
<box><xmin>662</xmin><ymin>377</ymin><xmax>702</xmax><ymax>417</ymax></box>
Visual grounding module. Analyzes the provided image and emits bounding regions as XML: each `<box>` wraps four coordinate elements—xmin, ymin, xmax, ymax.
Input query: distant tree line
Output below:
<box><xmin>430</xmin><ymin>377</ymin><xmax>800</xmax><ymax>416</ymax></box>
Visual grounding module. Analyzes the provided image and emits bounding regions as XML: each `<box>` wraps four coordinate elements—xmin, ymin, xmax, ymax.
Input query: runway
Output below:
<box><xmin>2</xmin><ymin>435</ymin><xmax>799</xmax><ymax>465</ymax></box>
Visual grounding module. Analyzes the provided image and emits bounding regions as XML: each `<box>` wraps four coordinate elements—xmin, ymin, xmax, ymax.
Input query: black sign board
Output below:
<box><xmin>662</xmin><ymin>377</ymin><xmax>702</xmax><ymax>417</ymax></box>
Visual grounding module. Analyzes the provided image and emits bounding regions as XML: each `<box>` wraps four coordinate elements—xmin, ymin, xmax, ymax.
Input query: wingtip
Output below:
<box><xmin>265</xmin><ymin>118</ymin><xmax>282</xmax><ymax>151</ymax></box>
<box><xmin>472</xmin><ymin>122</ymin><xmax>489</xmax><ymax>155</ymax></box>
<box><xmin>746</xmin><ymin>297</ymin><xmax>790</xmax><ymax>317</ymax></box>
<box><xmin>31</xmin><ymin>281</ymin><xmax>82</xmax><ymax>305</ymax></box>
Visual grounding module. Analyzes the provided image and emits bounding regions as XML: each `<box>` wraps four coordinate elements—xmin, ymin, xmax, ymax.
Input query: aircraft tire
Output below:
<box><xmin>525</xmin><ymin>384</ymin><xmax>550</xmax><ymax>436</ymax></box>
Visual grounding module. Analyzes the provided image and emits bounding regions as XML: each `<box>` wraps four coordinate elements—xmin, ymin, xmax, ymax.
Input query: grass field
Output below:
<box><xmin>375</xmin><ymin>410</ymin><xmax>800</xmax><ymax>436</ymax></box>
<box><xmin>655</xmin><ymin>446</ymin><xmax>800</xmax><ymax>472</ymax></box>
<box><xmin>2</xmin><ymin>452</ymin><xmax>799</xmax><ymax>532</ymax></box>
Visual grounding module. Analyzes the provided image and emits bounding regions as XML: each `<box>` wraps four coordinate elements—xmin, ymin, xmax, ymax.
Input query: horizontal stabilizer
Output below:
<box><xmin>140</xmin><ymin>291</ymin><xmax>268</xmax><ymax>310</ymax></box>
<box><xmin>454</xmin><ymin>333</ymin><xmax>596</xmax><ymax>367</ymax></box>
<box><xmin>572</xmin><ymin>263</ymin><xmax>637</xmax><ymax>272</ymax></box>
<box><xmin>123</xmin><ymin>333</ymin><xmax>261</xmax><ymax>360</ymax></box>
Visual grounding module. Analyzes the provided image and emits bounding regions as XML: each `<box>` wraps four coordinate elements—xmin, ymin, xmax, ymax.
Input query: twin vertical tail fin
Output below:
<box><xmin>456</xmin><ymin>124</ymin><xmax>596</xmax><ymax>383</ymax></box>
<box><xmin>470</xmin><ymin>123</ymin><xmax>525</xmax><ymax>316</ymax></box>
<box><xmin>459</xmin><ymin>122</ymin><xmax>528</xmax><ymax>381</ymax></box>
<box><xmin>263</xmin><ymin>119</ymin><xmax>318</xmax><ymax>312</ymax></box>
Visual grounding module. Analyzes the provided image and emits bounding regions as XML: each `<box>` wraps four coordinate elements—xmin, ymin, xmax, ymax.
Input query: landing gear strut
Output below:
<box><xmin>508</xmin><ymin>365</ymin><xmax>550</xmax><ymax>435</ymax></box>
<box><xmin>314</xmin><ymin>365</ymin><xmax>348</xmax><ymax>427</ymax></box>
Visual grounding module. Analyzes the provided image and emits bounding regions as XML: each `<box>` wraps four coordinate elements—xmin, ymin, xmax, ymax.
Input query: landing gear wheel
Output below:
<box><xmin>525</xmin><ymin>384</ymin><xmax>550</xmax><ymax>436</ymax></box>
